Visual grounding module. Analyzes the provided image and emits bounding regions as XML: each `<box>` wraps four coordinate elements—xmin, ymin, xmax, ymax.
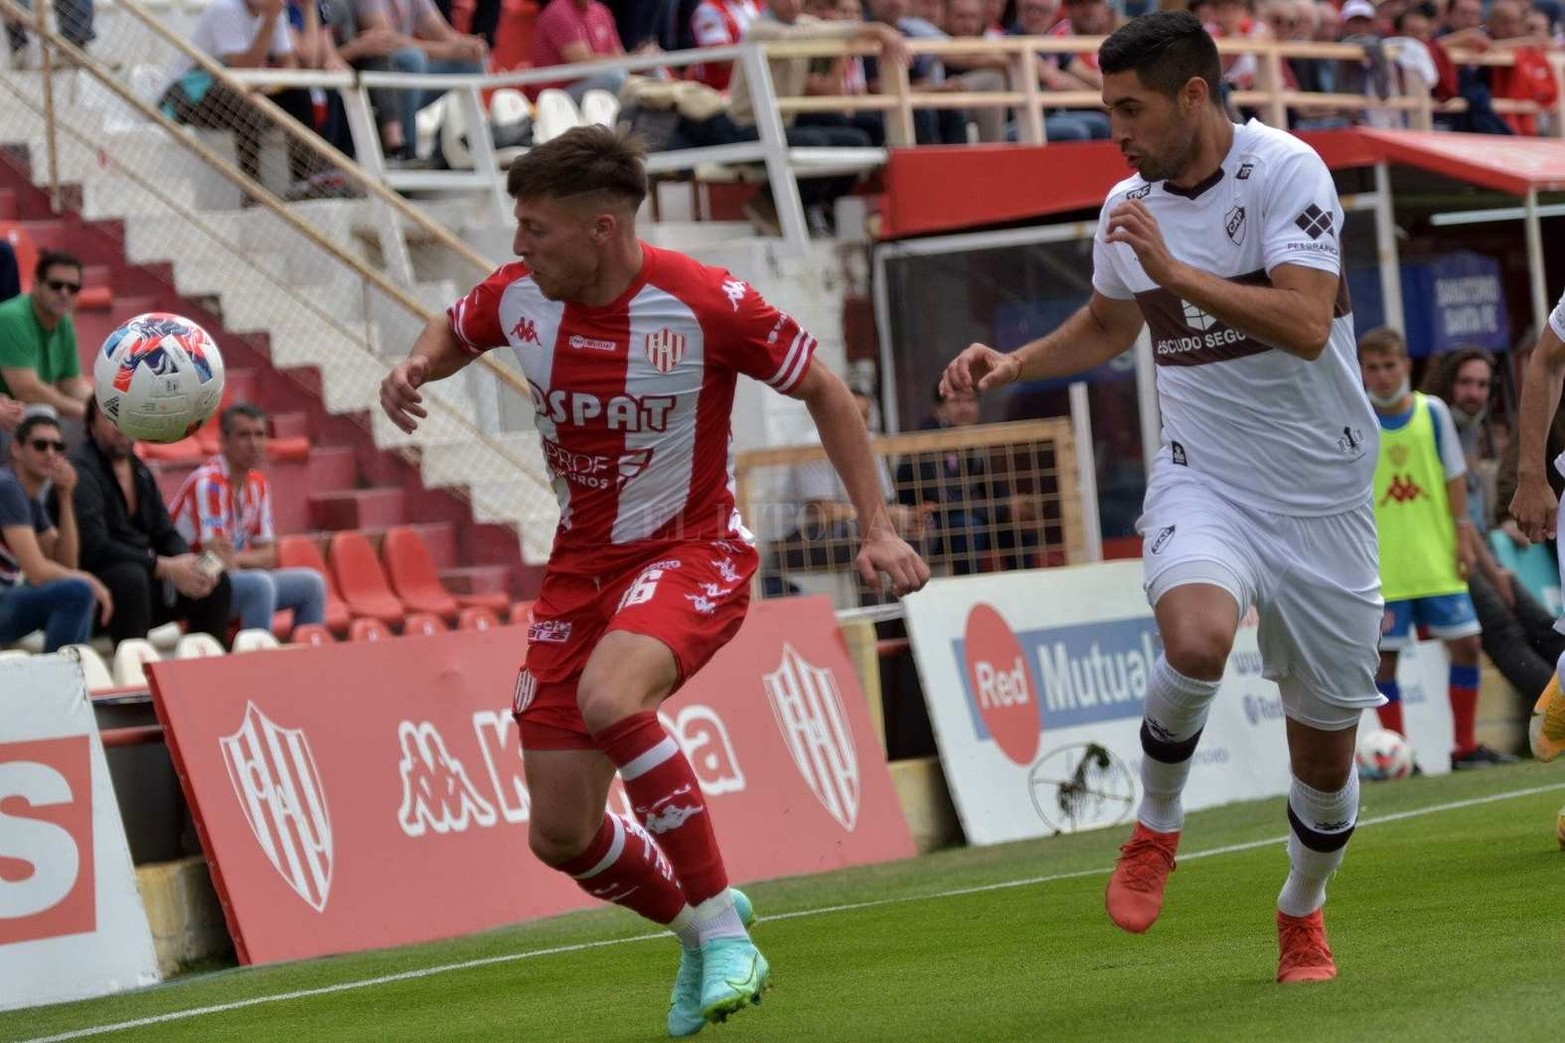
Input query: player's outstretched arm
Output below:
<box><xmin>379</xmin><ymin>315</ymin><xmax>476</xmax><ymax>434</ymax></box>
<box><xmin>940</xmin><ymin>292</ymin><xmax>1143</xmax><ymax>398</ymax></box>
<box><xmin>1511</xmin><ymin>322</ymin><xmax>1565</xmax><ymax>542</ymax></box>
<box><xmin>793</xmin><ymin>361</ymin><xmax>931</xmax><ymax>597</ymax></box>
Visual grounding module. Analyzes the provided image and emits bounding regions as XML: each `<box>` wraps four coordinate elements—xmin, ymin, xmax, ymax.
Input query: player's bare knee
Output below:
<box><xmin>1447</xmin><ymin>634</ymin><xmax>1481</xmax><ymax>666</ymax></box>
<box><xmin>1288</xmin><ymin>732</ymin><xmax>1356</xmax><ymax>791</ymax></box>
<box><xmin>528</xmin><ymin>816</ymin><xmax>597</xmax><ymax>868</ymax></box>
<box><xmin>1161</xmin><ymin>630</ymin><xmax>1232</xmax><ymax>682</ymax></box>
<box><xmin>1376</xmin><ymin>651</ymin><xmax>1399</xmax><ymax>682</ymax></box>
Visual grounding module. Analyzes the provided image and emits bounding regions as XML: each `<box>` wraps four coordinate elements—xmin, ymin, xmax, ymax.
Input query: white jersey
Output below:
<box><xmin>1546</xmin><ymin>288</ymin><xmax>1565</xmax><ymax>480</ymax></box>
<box><xmin>1093</xmin><ymin>119</ymin><xmax>1377</xmax><ymax>517</ymax></box>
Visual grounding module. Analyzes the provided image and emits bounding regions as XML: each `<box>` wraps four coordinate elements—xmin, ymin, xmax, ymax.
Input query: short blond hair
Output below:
<box><xmin>1357</xmin><ymin>326</ymin><xmax>1407</xmax><ymax>362</ymax></box>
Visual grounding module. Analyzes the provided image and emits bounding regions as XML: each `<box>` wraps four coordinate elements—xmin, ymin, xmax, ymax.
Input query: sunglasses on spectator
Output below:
<box><xmin>44</xmin><ymin>278</ymin><xmax>82</xmax><ymax>294</ymax></box>
<box><xmin>28</xmin><ymin>438</ymin><xmax>66</xmax><ymax>453</ymax></box>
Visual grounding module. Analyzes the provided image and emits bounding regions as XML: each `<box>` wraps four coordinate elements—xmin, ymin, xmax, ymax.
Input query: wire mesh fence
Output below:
<box><xmin>738</xmin><ymin>418</ymin><xmax>1087</xmax><ymax>610</ymax></box>
<box><xmin>0</xmin><ymin>0</ymin><xmax>562</xmax><ymax>560</ymax></box>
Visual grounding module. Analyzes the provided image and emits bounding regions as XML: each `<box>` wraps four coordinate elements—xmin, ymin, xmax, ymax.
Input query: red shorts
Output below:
<box><xmin>513</xmin><ymin>540</ymin><xmax>758</xmax><ymax>751</ymax></box>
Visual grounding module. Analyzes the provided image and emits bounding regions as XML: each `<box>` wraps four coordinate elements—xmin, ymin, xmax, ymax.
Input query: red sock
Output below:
<box><xmin>1375</xmin><ymin>701</ymin><xmax>1405</xmax><ymax>736</ymax></box>
<box><xmin>1450</xmin><ymin>671</ymin><xmax>1480</xmax><ymax>755</ymax></box>
<box><xmin>595</xmin><ymin>711</ymin><xmax>729</xmax><ymax>905</ymax></box>
<box><xmin>556</xmin><ymin>813</ymin><xmax>688</xmax><ymax>924</ymax></box>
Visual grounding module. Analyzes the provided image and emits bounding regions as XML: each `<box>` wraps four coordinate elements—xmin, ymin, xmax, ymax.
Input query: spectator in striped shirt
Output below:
<box><xmin>169</xmin><ymin>404</ymin><xmax>327</xmax><ymax>634</ymax></box>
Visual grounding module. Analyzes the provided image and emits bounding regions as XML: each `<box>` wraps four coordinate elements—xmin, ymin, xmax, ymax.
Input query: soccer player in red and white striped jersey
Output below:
<box><xmin>380</xmin><ymin>126</ymin><xmax>927</xmax><ymax>1035</ymax></box>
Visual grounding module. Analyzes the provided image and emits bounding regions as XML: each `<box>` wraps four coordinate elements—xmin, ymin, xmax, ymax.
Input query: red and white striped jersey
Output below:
<box><xmin>169</xmin><ymin>453</ymin><xmax>275</xmax><ymax>552</ymax></box>
<box><xmin>447</xmin><ymin>243</ymin><xmax>817</xmax><ymax>572</ymax></box>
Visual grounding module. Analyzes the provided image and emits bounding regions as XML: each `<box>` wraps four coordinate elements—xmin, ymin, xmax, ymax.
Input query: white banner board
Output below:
<box><xmin>903</xmin><ymin>562</ymin><xmax>1452</xmax><ymax>846</ymax></box>
<box><xmin>0</xmin><ymin>655</ymin><xmax>160</xmax><ymax>1011</ymax></box>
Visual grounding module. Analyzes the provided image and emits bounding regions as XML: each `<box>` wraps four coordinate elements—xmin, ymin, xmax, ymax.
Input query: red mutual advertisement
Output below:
<box><xmin>149</xmin><ymin>596</ymin><xmax>914</xmax><ymax>965</ymax></box>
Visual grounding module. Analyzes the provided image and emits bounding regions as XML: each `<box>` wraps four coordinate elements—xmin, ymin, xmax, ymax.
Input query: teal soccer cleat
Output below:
<box><xmin>698</xmin><ymin>935</ymin><xmax>770</xmax><ymax>1025</ymax></box>
<box><xmin>667</xmin><ymin>890</ymin><xmax>756</xmax><ymax>1037</ymax></box>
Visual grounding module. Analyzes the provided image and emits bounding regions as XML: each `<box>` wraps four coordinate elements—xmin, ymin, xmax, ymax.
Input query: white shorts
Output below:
<box><xmin>1138</xmin><ymin>472</ymin><xmax>1385</xmax><ymax>730</ymax></box>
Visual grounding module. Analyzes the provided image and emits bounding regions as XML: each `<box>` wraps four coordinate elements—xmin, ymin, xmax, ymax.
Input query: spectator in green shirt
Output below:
<box><xmin>0</xmin><ymin>250</ymin><xmax>92</xmax><ymax>423</ymax></box>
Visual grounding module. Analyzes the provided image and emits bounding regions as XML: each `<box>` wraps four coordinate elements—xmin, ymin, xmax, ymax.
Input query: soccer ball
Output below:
<box><xmin>1356</xmin><ymin>727</ymin><xmax>1415</xmax><ymax>781</ymax></box>
<box><xmin>94</xmin><ymin>312</ymin><xmax>225</xmax><ymax>443</ymax></box>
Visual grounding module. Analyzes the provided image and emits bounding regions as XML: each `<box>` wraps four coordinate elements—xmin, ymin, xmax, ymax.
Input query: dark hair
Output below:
<box><xmin>220</xmin><ymin>402</ymin><xmax>268</xmax><ymax>436</ymax></box>
<box><xmin>14</xmin><ymin>413</ymin><xmax>61</xmax><ymax>447</ymax></box>
<box><xmin>1098</xmin><ymin>11</ymin><xmax>1223</xmax><ymax>106</ymax></box>
<box><xmin>505</xmin><ymin>126</ymin><xmax>648</xmax><ymax>208</ymax></box>
<box><xmin>1392</xmin><ymin>3</ymin><xmax>1435</xmax><ymax>31</ymax></box>
<box><xmin>84</xmin><ymin>393</ymin><xmax>100</xmax><ymax>425</ymax></box>
<box><xmin>35</xmin><ymin>249</ymin><xmax>82</xmax><ymax>284</ymax></box>
<box><xmin>1421</xmin><ymin>345</ymin><xmax>1496</xmax><ymax>401</ymax></box>
<box><xmin>1357</xmin><ymin>326</ymin><xmax>1406</xmax><ymax>360</ymax></box>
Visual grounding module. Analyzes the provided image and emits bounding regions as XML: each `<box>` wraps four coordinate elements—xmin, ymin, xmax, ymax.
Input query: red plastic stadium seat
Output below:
<box><xmin>457</xmin><ymin>606</ymin><xmax>500</xmax><ymax>631</ymax></box>
<box><xmin>276</xmin><ymin>535</ymin><xmax>351</xmax><ymax>634</ymax></box>
<box><xmin>382</xmin><ymin>526</ymin><xmax>461</xmax><ymax>620</ymax></box>
<box><xmin>348</xmin><ymin>617</ymin><xmax>393</xmax><ymax>642</ymax></box>
<box><xmin>290</xmin><ymin>623</ymin><xmax>334</xmax><ymax>647</ymax></box>
<box><xmin>329</xmin><ymin>530</ymin><xmax>408</xmax><ymax>626</ymax></box>
<box><xmin>403</xmin><ymin>611</ymin><xmax>448</xmax><ymax>636</ymax></box>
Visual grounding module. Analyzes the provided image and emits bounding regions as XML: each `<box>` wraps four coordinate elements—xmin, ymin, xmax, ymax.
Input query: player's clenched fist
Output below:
<box><xmin>856</xmin><ymin>531</ymin><xmax>931</xmax><ymax>597</ymax></box>
<box><xmin>380</xmin><ymin>356</ymin><xmax>431</xmax><ymax>433</ymax></box>
<box><xmin>941</xmin><ymin>343</ymin><xmax>1021</xmax><ymax>398</ymax></box>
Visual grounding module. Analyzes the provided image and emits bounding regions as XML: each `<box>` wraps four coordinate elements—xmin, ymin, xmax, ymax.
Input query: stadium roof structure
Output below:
<box><xmin>881</xmin><ymin>126</ymin><xmax>1565</xmax><ymax>343</ymax></box>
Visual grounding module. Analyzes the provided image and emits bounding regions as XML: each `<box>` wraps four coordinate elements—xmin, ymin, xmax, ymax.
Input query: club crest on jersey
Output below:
<box><xmin>1225</xmin><ymin>205</ymin><xmax>1246</xmax><ymax>246</ymax></box>
<box><xmin>645</xmin><ymin>328</ymin><xmax>687</xmax><ymax>373</ymax></box>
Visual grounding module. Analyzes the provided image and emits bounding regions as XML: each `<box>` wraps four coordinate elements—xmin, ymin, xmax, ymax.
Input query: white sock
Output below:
<box><xmin>1277</xmin><ymin>773</ymin><xmax>1359</xmax><ymax>917</ymax></box>
<box><xmin>669</xmin><ymin>905</ymin><xmax>702</xmax><ymax>950</ymax></box>
<box><xmin>1137</xmin><ymin>658</ymin><xmax>1219</xmax><ymax>833</ymax></box>
<box><xmin>693</xmin><ymin>891</ymin><xmax>747</xmax><ymax>943</ymax></box>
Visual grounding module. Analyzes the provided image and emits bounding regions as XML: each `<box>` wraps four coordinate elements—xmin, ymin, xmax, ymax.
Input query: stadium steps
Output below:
<box><xmin>0</xmin><ymin>160</ymin><xmax>531</xmax><ymax>599</ymax></box>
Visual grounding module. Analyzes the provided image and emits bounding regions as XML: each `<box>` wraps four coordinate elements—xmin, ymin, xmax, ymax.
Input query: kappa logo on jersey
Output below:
<box><xmin>1237</xmin><ymin>161</ymin><xmax>1254</xmax><ymax>180</ymax></box>
<box><xmin>1181</xmin><ymin>300</ymin><xmax>1217</xmax><ymax>332</ymax></box>
<box><xmin>396</xmin><ymin>720</ymin><xmax>498</xmax><ymax>837</ymax></box>
<box><xmin>1294</xmin><ymin>204</ymin><xmax>1333</xmax><ymax>240</ymax></box>
<box><xmin>1225</xmin><ymin>205</ymin><xmax>1246</xmax><ymax>246</ymax></box>
<box><xmin>1150</xmin><ymin>524</ymin><xmax>1176</xmax><ymax>554</ymax></box>
<box><xmin>541</xmin><ymin>436</ymin><xmax>654</xmax><ymax>490</ymax></box>
<box><xmin>510</xmin><ymin>315</ymin><xmax>542</xmax><ymax>345</ymax></box>
<box><xmin>721</xmin><ymin>277</ymin><xmax>748</xmax><ymax>311</ymax></box>
<box><xmin>1126</xmin><ymin>184</ymin><xmax>1151</xmax><ymax>200</ymax></box>
<box><xmin>220</xmin><ymin>702</ymin><xmax>333</xmax><ymax>913</ymax></box>
<box><xmin>764</xmin><ymin>643</ymin><xmax>861</xmax><ymax>831</ymax></box>
<box><xmin>1380</xmin><ymin>474</ymin><xmax>1426</xmax><ymax>504</ymax></box>
<box><xmin>645</xmin><ymin>328</ymin><xmax>688</xmax><ymax>374</ymax></box>
<box><xmin>527</xmin><ymin>619</ymin><xmax>572</xmax><ymax>644</ymax></box>
<box><xmin>685</xmin><ymin>593</ymin><xmax>718</xmax><ymax>615</ymax></box>
<box><xmin>513</xmin><ymin>669</ymin><xmax>538</xmax><ymax>715</ymax></box>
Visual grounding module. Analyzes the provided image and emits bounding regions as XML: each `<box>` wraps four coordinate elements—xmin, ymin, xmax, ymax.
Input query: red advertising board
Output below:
<box><xmin>149</xmin><ymin>596</ymin><xmax>914</xmax><ymax>965</ymax></box>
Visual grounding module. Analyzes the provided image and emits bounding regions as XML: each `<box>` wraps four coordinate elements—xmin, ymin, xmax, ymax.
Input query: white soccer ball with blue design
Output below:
<box><xmin>1355</xmin><ymin>727</ymin><xmax>1414</xmax><ymax>781</ymax></box>
<box><xmin>94</xmin><ymin>312</ymin><xmax>226</xmax><ymax>443</ymax></box>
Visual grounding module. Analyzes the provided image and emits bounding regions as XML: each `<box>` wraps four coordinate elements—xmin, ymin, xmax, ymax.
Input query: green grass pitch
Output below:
<box><xmin>6</xmin><ymin>762</ymin><xmax>1564</xmax><ymax>1043</ymax></box>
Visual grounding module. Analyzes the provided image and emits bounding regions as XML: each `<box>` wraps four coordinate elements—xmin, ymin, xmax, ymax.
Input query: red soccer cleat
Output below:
<box><xmin>1105</xmin><ymin>823</ymin><xmax>1180</xmax><ymax>933</ymax></box>
<box><xmin>1276</xmin><ymin>908</ymin><xmax>1337</xmax><ymax>983</ymax></box>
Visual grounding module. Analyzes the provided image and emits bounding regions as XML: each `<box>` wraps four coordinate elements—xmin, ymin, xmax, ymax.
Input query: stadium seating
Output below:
<box><xmin>457</xmin><ymin>606</ymin><xmax>500</xmax><ymax>631</ymax></box>
<box><xmin>329</xmin><ymin>531</ymin><xmax>409</xmax><ymax>627</ymax></box>
<box><xmin>112</xmin><ymin>639</ymin><xmax>161</xmax><ymax>687</ymax></box>
<box><xmin>533</xmin><ymin>90</ymin><xmax>583</xmax><ymax>144</ymax></box>
<box><xmin>383</xmin><ymin>526</ymin><xmax>461</xmax><ymax>621</ymax></box>
<box><xmin>1489</xmin><ymin>529</ymin><xmax>1563</xmax><ymax>616</ymax></box>
<box><xmin>348</xmin><ymin>617</ymin><xmax>393</xmax><ymax>642</ymax></box>
<box><xmin>290</xmin><ymin>624</ymin><xmax>334</xmax><ymax>647</ymax></box>
<box><xmin>510</xmin><ymin>601</ymin><xmax>535</xmax><ymax>624</ymax></box>
<box><xmin>175</xmin><ymin>633</ymin><xmax>226</xmax><ymax>659</ymax></box>
<box><xmin>277</xmin><ymin>535</ymin><xmax>352</xmax><ymax>634</ymax></box>
<box><xmin>0</xmin><ymin>648</ymin><xmax>29</xmax><ymax>664</ymax></box>
<box><xmin>403</xmin><ymin>611</ymin><xmax>449</xmax><ymax>636</ymax></box>
<box><xmin>63</xmin><ymin>644</ymin><xmax>116</xmax><ymax>693</ymax></box>
<box><xmin>232</xmin><ymin>629</ymin><xmax>282</xmax><ymax>653</ymax></box>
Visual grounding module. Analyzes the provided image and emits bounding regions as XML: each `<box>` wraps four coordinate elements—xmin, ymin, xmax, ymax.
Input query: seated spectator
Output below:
<box><xmin>66</xmin><ymin>396</ymin><xmax>232</xmax><ymax>648</ymax></box>
<box><xmin>1207</xmin><ymin>0</ymin><xmax>1269</xmax><ymax>91</ymax></box>
<box><xmin>1030</xmin><ymin>0</ymin><xmax>1112</xmax><ymax>139</ymax></box>
<box><xmin>159</xmin><ymin>0</ymin><xmax>331</xmax><ymax>192</ymax></box>
<box><xmin>1425</xmin><ymin>347</ymin><xmax>1565</xmax><ymax>706</ymax></box>
<box><xmin>863</xmin><ymin>0</ymin><xmax>969</xmax><ymax>143</ymax></box>
<box><xmin>170</xmin><ymin>404</ymin><xmax>326</xmax><ymax>635</ymax></box>
<box><xmin>941</xmin><ymin>0</ymin><xmax>1014</xmax><ymax>143</ymax></box>
<box><xmin>0</xmin><ymin>250</ymin><xmax>91</xmax><ymax>425</ymax></box>
<box><xmin>352</xmin><ymin>0</ymin><xmax>487</xmax><ymax>162</ymax></box>
<box><xmin>285</xmin><ymin>0</ymin><xmax>358</xmax><ymax>169</ymax></box>
<box><xmin>531</xmin><ymin>0</ymin><xmax>636</xmax><ymax>103</ymax></box>
<box><xmin>894</xmin><ymin>381</ymin><xmax>1034</xmax><ymax>574</ymax></box>
<box><xmin>689</xmin><ymin>0</ymin><xmax>762</xmax><ymax>90</ymax></box>
<box><xmin>0</xmin><ymin>237</ymin><xmax>18</xmax><ymax>303</ymax></box>
<box><xmin>0</xmin><ymin>414</ymin><xmax>109</xmax><ymax>652</ymax></box>
<box><xmin>5</xmin><ymin>0</ymin><xmax>94</xmax><ymax>68</ymax></box>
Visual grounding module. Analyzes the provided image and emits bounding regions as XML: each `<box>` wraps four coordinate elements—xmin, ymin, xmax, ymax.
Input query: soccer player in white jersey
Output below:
<box><xmin>1507</xmin><ymin>286</ymin><xmax>1565</xmax><ymax>770</ymax></box>
<box><xmin>941</xmin><ymin>11</ymin><xmax>1380</xmax><ymax>982</ymax></box>
<box><xmin>379</xmin><ymin>127</ymin><xmax>928</xmax><ymax>1035</ymax></box>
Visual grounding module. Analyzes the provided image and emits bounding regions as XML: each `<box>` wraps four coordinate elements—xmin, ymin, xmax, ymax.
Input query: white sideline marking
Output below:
<box><xmin>21</xmin><ymin>781</ymin><xmax>1565</xmax><ymax>1042</ymax></box>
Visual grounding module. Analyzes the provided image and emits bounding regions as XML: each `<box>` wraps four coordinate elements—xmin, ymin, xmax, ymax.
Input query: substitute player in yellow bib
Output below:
<box><xmin>1359</xmin><ymin>327</ymin><xmax>1514</xmax><ymax>770</ymax></box>
<box><xmin>1508</xmin><ymin>287</ymin><xmax>1565</xmax><ymax>796</ymax></box>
